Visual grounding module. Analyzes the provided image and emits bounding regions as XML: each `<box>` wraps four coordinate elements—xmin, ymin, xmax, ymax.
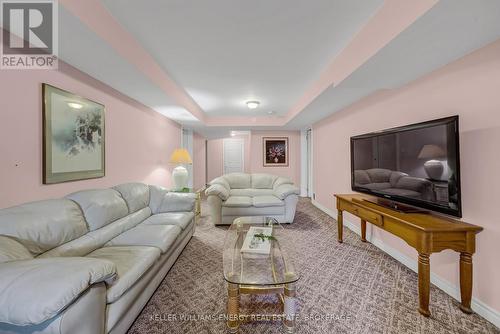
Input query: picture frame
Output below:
<box><xmin>263</xmin><ymin>137</ymin><xmax>289</xmax><ymax>167</ymax></box>
<box><xmin>42</xmin><ymin>83</ymin><xmax>105</xmax><ymax>184</ymax></box>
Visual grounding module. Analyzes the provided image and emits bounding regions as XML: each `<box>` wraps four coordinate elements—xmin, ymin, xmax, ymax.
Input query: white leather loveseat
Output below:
<box><xmin>205</xmin><ymin>173</ymin><xmax>300</xmax><ymax>225</ymax></box>
<box><xmin>0</xmin><ymin>183</ymin><xmax>196</xmax><ymax>334</ymax></box>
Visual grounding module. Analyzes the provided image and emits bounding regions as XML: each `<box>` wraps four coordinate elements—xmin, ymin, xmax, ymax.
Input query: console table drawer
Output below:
<box><xmin>352</xmin><ymin>206</ymin><xmax>383</xmax><ymax>227</ymax></box>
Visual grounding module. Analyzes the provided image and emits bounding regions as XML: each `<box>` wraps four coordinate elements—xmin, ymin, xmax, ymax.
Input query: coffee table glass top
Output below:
<box><xmin>223</xmin><ymin>216</ymin><xmax>299</xmax><ymax>286</ymax></box>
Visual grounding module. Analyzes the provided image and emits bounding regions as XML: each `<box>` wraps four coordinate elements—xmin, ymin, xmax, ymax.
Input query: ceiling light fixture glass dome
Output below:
<box><xmin>246</xmin><ymin>100</ymin><xmax>260</xmax><ymax>109</ymax></box>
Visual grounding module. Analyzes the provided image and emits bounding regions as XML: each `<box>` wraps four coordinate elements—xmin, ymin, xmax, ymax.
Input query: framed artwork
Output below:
<box><xmin>263</xmin><ymin>137</ymin><xmax>289</xmax><ymax>167</ymax></box>
<box><xmin>42</xmin><ymin>84</ymin><xmax>105</xmax><ymax>184</ymax></box>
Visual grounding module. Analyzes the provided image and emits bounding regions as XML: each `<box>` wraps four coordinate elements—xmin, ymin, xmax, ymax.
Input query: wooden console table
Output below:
<box><xmin>335</xmin><ymin>194</ymin><xmax>483</xmax><ymax>317</ymax></box>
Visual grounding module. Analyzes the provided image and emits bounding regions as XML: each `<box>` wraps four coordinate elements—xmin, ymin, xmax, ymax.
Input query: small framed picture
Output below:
<box><xmin>263</xmin><ymin>137</ymin><xmax>289</xmax><ymax>167</ymax></box>
<box><xmin>42</xmin><ymin>84</ymin><xmax>105</xmax><ymax>184</ymax></box>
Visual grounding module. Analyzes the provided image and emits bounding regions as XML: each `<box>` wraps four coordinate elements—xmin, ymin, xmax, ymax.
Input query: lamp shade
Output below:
<box><xmin>417</xmin><ymin>144</ymin><xmax>445</xmax><ymax>159</ymax></box>
<box><xmin>169</xmin><ymin>148</ymin><xmax>192</xmax><ymax>164</ymax></box>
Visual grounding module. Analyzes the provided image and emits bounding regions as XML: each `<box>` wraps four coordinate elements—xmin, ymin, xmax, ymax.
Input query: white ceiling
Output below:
<box><xmin>33</xmin><ymin>0</ymin><xmax>500</xmax><ymax>138</ymax></box>
<box><xmin>101</xmin><ymin>0</ymin><xmax>383</xmax><ymax>117</ymax></box>
<box><xmin>58</xmin><ymin>6</ymin><xmax>199</xmax><ymax>124</ymax></box>
<box><xmin>286</xmin><ymin>0</ymin><xmax>500</xmax><ymax>129</ymax></box>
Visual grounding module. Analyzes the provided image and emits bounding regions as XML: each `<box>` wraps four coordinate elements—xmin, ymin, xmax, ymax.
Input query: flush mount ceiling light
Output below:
<box><xmin>246</xmin><ymin>100</ymin><xmax>260</xmax><ymax>109</ymax></box>
<box><xmin>67</xmin><ymin>102</ymin><xmax>83</xmax><ymax>109</ymax></box>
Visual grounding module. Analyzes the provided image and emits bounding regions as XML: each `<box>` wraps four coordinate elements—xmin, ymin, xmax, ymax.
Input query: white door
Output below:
<box><xmin>223</xmin><ymin>138</ymin><xmax>244</xmax><ymax>174</ymax></box>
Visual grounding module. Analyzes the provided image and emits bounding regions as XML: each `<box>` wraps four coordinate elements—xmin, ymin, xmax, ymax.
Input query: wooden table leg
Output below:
<box><xmin>361</xmin><ymin>219</ymin><xmax>367</xmax><ymax>242</ymax></box>
<box><xmin>459</xmin><ymin>252</ymin><xmax>473</xmax><ymax>314</ymax></box>
<box><xmin>418</xmin><ymin>253</ymin><xmax>431</xmax><ymax>317</ymax></box>
<box><xmin>337</xmin><ymin>210</ymin><xmax>343</xmax><ymax>243</ymax></box>
<box><xmin>227</xmin><ymin>282</ymin><xmax>240</xmax><ymax>333</ymax></box>
<box><xmin>283</xmin><ymin>282</ymin><xmax>297</xmax><ymax>334</ymax></box>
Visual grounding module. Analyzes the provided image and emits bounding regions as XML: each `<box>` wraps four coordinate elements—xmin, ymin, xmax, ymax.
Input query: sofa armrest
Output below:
<box><xmin>205</xmin><ymin>184</ymin><xmax>230</xmax><ymax>201</ymax></box>
<box><xmin>274</xmin><ymin>184</ymin><xmax>300</xmax><ymax>200</ymax></box>
<box><xmin>0</xmin><ymin>257</ymin><xmax>116</xmax><ymax>326</ymax></box>
<box><xmin>157</xmin><ymin>192</ymin><xmax>196</xmax><ymax>213</ymax></box>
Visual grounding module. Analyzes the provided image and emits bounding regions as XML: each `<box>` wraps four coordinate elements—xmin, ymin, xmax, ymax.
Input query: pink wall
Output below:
<box><xmin>192</xmin><ymin>132</ymin><xmax>206</xmax><ymax>190</ymax></box>
<box><xmin>250</xmin><ymin>131</ymin><xmax>301</xmax><ymax>185</ymax></box>
<box><xmin>206</xmin><ymin>131</ymin><xmax>300</xmax><ymax>186</ymax></box>
<box><xmin>0</xmin><ymin>62</ymin><xmax>181</xmax><ymax>209</ymax></box>
<box><xmin>206</xmin><ymin>135</ymin><xmax>251</xmax><ymax>182</ymax></box>
<box><xmin>206</xmin><ymin>138</ymin><xmax>224</xmax><ymax>182</ymax></box>
<box><xmin>312</xmin><ymin>39</ymin><xmax>500</xmax><ymax>314</ymax></box>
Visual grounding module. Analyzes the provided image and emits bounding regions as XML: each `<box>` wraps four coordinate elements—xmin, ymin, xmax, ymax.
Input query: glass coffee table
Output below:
<box><xmin>223</xmin><ymin>216</ymin><xmax>299</xmax><ymax>333</ymax></box>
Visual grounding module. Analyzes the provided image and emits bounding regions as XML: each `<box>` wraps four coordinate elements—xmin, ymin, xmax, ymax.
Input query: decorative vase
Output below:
<box><xmin>274</xmin><ymin>157</ymin><xmax>278</xmax><ymax>163</ymax></box>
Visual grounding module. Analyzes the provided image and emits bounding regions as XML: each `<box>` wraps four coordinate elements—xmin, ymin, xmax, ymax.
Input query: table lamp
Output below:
<box><xmin>169</xmin><ymin>148</ymin><xmax>192</xmax><ymax>190</ymax></box>
<box><xmin>418</xmin><ymin>144</ymin><xmax>446</xmax><ymax>180</ymax></box>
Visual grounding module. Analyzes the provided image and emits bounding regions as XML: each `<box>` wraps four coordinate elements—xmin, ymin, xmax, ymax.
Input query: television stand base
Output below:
<box><xmin>355</xmin><ymin>197</ymin><xmax>429</xmax><ymax>214</ymax></box>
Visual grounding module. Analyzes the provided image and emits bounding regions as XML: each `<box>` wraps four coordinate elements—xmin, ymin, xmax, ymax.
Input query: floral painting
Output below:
<box><xmin>43</xmin><ymin>84</ymin><xmax>105</xmax><ymax>184</ymax></box>
<box><xmin>263</xmin><ymin>137</ymin><xmax>289</xmax><ymax>167</ymax></box>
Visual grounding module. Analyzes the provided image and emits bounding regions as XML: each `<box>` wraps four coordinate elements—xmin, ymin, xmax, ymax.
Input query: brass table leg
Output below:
<box><xmin>459</xmin><ymin>252</ymin><xmax>473</xmax><ymax>313</ymax></box>
<box><xmin>283</xmin><ymin>282</ymin><xmax>297</xmax><ymax>333</ymax></box>
<box><xmin>337</xmin><ymin>210</ymin><xmax>343</xmax><ymax>243</ymax></box>
<box><xmin>418</xmin><ymin>253</ymin><xmax>431</xmax><ymax>317</ymax></box>
<box><xmin>227</xmin><ymin>282</ymin><xmax>240</xmax><ymax>333</ymax></box>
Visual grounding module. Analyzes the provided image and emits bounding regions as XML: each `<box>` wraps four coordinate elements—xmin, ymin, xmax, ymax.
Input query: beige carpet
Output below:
<box><xmin>128</xmin><ymin>198</ymin><xmax>499</xmax><ymax>334</ymax></box>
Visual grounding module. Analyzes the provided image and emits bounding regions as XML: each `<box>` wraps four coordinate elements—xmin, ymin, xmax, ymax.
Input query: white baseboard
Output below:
<box><xmin>311</xmin><ymin>199</ymin><xmax>500</xmax><ymax>328</ymax></box>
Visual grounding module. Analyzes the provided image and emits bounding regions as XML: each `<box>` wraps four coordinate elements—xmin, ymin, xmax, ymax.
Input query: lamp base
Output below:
<box><xmin>172</xmin><ymin>165</ymin><xmax>188</xmax><ymax>191</ymax></box>
<box><xmin>424</xmin><ymin>160</ymin><xmax>443</xmax><ymax>180</ymax></box>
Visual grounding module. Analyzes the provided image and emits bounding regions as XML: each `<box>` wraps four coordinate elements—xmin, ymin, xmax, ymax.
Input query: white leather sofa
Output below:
<box><xmin>205</xmin><ymin>173</ymin><xmax>299</xmax><ymax>225</ymax></box>
<box><xmin>0</xmin><ymin>183</ymin><xmax>196</xmax><ymax>334</ymax></box>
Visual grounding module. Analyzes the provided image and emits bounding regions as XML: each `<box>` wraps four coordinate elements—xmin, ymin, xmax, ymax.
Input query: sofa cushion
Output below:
<box><xmin>222</xmin><ymin>206</ymin><xmax>285</xmax><ymax>216</ymax></box>
<box><xmin>251</xmin><ymin>174</ymin><xmax>278</xmax><ymax>189</ymax></box>
<box><xmin>0</xmin><ymin>236</ymin><xmax>33</xmax><ymax>263</ymax></box>
<box><xmin>253</xmin><ymin>196</ymin><xmax>284</xmax><ymax>208</ymax></box>
<box><xmin>0</xmin><ymin>199</ymin><xmax>88</xmax><ymax>255</ymax></box>
<box><xmin>223</xmin><ymin>196</ymin><xmax>252</xmax><ymax>207</ymax></box>
<box><xmin>87</xmin><ymin>246</ymin><xmax>161</xmax><ymax>303</ymax></box>
<box><xmin>229</xmin><ymin>188</ymin><xmax>275</xmax><ymax>197</ymax></box>
<box><xmin>157</xmin><ymin>192</ymin><xmax>196</xmax><ymax>213</ymax></box>
<box><xmin>105</xmin><ymin>225</ymin><xmax>181</xmax><ymax>253</ymax></box>
<box><xmin>224</xmin><ymin>173</ymin><xmax>251</xmax><ymax>189</ymax></box>
<box><xmin>0</xmin><ymin>257</ymin><xmax>116</xmax><ymax>326</ymax></box>
<box><xmin>39</xmin><ymin>207</ymin><xmax>151</xmax><ymax>258</ymax></box>
<box><xmin>366</xmin><ymin>168</ymin><xmax>392</xmax><ymax>183</ymax></box>
<box><xmin>67</xmin><ymin>189</ymin><xmax>129</xmax><ymax>231</ymax></box>
<box><xmin>354</xmin><ymin>170</ymin><xmax>371</xmax><ymax>185</ymax></box>
<box><xmin>113</xmin><ymin>183</ymin><xmax>150</xmax><ymax>213</ymax></box>
<box><xmin>141</xmin><ymin>212</ymin><xmax>194</xmax><ymax>230</ymax></box>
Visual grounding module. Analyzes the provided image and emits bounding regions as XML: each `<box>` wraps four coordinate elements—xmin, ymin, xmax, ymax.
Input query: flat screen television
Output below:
<box><xmin>351</xmin><ymin>116</ymin><xmax>462</xmax><ymax>217</ymax></box>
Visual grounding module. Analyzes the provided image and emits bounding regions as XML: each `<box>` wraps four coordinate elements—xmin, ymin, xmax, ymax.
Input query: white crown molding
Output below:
<box><xmin>311</xmin><ymin>199</ymin><xmax>500</xmax><ymax>328</ymax></box>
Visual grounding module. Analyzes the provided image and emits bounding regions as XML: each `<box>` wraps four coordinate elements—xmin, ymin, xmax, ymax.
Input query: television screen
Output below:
<box><xmin>351</xmin><ymin>116</ymin><xmax>461</xmax><ymax>217</ymax></box>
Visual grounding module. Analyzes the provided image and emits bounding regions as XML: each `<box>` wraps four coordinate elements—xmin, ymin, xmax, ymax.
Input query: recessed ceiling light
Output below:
<box><xmin>67</xmin><ymin>102</ymin><xmax>83</xmax><ymax>109</ymax></box>
<box><xmin>267</xmin><ymin>110</ymin><xmax>276</xmax><ymax>115</ymax></box>
<box><xmin>246</xmin><ymin>100</ymin><xmax>260</xmax><ymax>109</ymax></box>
